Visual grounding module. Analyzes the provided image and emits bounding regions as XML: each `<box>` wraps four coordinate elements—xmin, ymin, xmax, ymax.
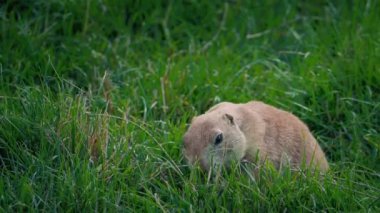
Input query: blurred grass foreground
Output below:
<box><xmin>0</xmin><ymin>0</ymin><xmax>379</xmax><ymax>211</ymax></box>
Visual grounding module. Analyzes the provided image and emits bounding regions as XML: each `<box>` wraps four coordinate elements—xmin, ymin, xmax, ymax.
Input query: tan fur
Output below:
<box><xmin>183</xmin><ymin>101</ymin><xmax>329</xmax><ymax>172</ymax></box>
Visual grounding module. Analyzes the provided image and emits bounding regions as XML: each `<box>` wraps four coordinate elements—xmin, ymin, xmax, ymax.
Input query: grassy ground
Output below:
<box><xmin>1</xmin><ymin>0</ymin><xmax>379</xmax><ymax>211</ymax></box>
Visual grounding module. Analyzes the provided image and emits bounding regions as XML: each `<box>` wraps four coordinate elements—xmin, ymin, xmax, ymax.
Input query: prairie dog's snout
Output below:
<box><xmin>183</xmin><ymin>101</ymin><xmax>329</xmax><ymax>172</ymax></box>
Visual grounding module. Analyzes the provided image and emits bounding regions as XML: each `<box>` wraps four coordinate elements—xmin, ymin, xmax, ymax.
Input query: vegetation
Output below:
<box><xmin>1</xmin><ymin>0</ymin><xmax>379</xmax><ymax>211</ymax></box>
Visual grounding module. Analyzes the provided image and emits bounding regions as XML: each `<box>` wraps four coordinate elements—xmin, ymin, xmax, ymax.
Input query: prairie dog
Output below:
<box><xmin>183</xmin><ymin>101</ymin><xmax>329</xmax><ymax>172</ymax></box>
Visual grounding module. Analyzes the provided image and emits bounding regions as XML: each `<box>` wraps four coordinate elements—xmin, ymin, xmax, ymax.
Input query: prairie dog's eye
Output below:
<box><xmin>214</xmin><ymin>133</ymin><xmax>223</xmax><ymax>145</ymax></box>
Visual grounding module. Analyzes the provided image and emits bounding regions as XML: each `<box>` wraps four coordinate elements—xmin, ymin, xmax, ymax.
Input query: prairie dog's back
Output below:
<box><xmin>243</xmin><ymin>101</ymin><xmax>329</xmax><ymax>170</ymax></box>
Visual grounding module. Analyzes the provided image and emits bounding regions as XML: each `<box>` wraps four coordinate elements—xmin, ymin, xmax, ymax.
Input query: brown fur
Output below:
<box><xmin>183</xmin><ymin>101</ymin><xmax>329</xmax><ymax>172</ymax></box>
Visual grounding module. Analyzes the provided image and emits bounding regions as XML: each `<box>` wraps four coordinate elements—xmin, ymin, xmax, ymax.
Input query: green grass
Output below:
<box><xmin>1</xmin><ymin>0</ymin><xmax>379</xmax><ymax>211</ymax></box>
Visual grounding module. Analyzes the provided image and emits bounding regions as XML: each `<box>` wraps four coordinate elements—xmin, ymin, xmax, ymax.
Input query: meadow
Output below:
<box><xmin>1</xmin><ymin>0</ymin><xmax>379</xmax><ymax>211</ymax></box>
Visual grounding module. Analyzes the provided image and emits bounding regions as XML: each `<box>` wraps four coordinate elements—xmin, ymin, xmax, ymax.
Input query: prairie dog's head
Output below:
<box><xmin>183</xmin><ymin>113</ymin><xmax>247</xmax><ymax>170</ymax></box>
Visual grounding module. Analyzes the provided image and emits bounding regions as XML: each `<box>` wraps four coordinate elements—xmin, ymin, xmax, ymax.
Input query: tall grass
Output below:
<box><xmin>1</xmin><ymin>0</ymin><xmax>379</xmax><ymax>211</ymax></box>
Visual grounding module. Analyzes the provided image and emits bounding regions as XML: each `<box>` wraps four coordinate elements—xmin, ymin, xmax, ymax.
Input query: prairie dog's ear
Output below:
<box><xmin>223</xmin><ymin>113</ymin><xmax>234</xmax><ymax>125</ymax></box>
